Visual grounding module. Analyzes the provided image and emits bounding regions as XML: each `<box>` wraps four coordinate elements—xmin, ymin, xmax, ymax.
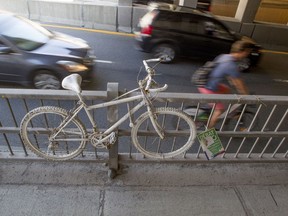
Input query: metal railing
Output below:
<box><xmin>0</xmin><ymin>85</ymin><xmax>287</xmax><ymax>167</ymax></box>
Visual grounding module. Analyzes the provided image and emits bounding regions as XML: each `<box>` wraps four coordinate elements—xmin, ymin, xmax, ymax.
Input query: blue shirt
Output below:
<box><xmin>205</xmin><ymin>54</ymin><xmax>241</xmax><ymax>91</ymax></box>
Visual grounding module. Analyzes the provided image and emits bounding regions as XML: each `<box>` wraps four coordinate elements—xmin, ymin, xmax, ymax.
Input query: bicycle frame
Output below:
<box><xmin>50</xmin><ymin>87</ymin><xmax>164</xmax><ymax>142</ymax></box>
<box><xmin>20</xmin><ymin>58</ymin><xmax>198</xmax><ymax>161</ymax></box>
<box><xmin>50</xmin><ymin>58</ymin><xmax>168</xmax><ymax>142</ymax></box>
<box><xmin>86</xmin><ymin>93</ymin><xmax>146</xmax><ymax>135</ymax></box>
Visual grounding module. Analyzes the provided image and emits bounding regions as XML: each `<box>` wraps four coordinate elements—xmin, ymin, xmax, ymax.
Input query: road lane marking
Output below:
<box><xmin>262</xmin><ymin>50</ymin><xmax>288</xmax><ymax>55</ymax></box>
<box><xmin>274</xmin><ymin>79</ymin><xmax>288</xmax><ymax>83</ymax></box>
<box><xmin>42</xmin><ymin>24</ymin><xmax>134</xmax><ymax>37</ymax></box>
<box><xmin>95</xmin><ymin>60</ymin><xmax>114</xmax><ymax>64</ymax></box>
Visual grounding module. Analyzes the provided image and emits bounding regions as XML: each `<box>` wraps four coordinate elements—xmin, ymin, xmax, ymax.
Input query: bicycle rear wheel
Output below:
<box><xmin>229</xmin><ymin>111</ymin><xmax>259</xmax><ymax>131</ymax></box>
<box><xmin>131</xmin><ymin>107</ymin><xmax>197</xmax><ymax>159</ymax></box>
<box><xmin>20</xmin><ymin>106</ymin><xmax>87</xmax><ymax>161</ymax></box>
<box><xmin>241</xmin><ymin>111</ymin><xmax>259</xmax><ymax>131</ymax></box>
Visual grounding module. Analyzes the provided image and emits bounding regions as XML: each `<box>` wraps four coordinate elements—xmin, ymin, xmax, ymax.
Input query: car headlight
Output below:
<box><xmin>57</xmin><ymin>61</ymin><xmax>88</xmax><ymax>73</ymax></box>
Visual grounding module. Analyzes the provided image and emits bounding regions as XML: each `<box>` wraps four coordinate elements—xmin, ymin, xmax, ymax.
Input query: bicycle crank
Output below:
<box><xmin>90</xmin><ymin>132</ymin><xmax>116</xmax><ymax>149</ymax></box>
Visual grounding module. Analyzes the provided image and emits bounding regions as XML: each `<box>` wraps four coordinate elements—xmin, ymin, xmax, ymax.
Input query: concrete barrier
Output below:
<box><xmin>132</xmin><ymin>6</ymin><xmax>147</xmax><ymax>30</ymax></box>
<box><xmin>252</xmin><ymin>23</ymin><xmax>288</xmax><ymax>51</ymax></box>
<box><xmin>29</xmin><ymin>1</ymin><xmax>83</xmax><ymax>26</ymax></box>
<box><xmin>118</xmin><ymin>6</ymin><xmax>133</xmax><ymax>32</ymax></box>
<box><xmin>0</xmin><ymin>0</ymin><xmax>287</xmax><ymax>51</ymax></box>
<box><xmin>0</xmin><ymin>0</ymin><xmax>29</xmax><ymax>18</ymax></box>
<box><xmin>82</xmin><ymin>3</ymin><xmax>117</xmax><ymax>31</ymax></box>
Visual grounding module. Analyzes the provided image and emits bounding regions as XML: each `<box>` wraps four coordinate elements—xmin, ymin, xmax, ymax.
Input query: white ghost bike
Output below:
<box><xmin>20</xmin><ymin>58</ymin><xmax>197</xmax><ymax>161</ymax></box>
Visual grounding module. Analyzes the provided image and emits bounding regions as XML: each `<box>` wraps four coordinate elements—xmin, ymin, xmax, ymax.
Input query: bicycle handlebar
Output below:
<box><xmin>141</xmin><ymin>58</ymin><xmax>166</xmax><ymax>91</ymax></box>
<box><xmin>149</xmin><ymin>84</ymin><xmax>168</xmax><ymax>93</ymax></box>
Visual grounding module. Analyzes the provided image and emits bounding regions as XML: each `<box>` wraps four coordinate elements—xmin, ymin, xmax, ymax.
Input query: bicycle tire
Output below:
<box><xmin>131</xmin><ymin>107</ymin><xmax>197</xmax><ymax>159</ymax></box>
<box><xmin>20</xmin><ymin>106</ymin><xmax>87</xmax><ymax>161</ymax></box>
<box><xmin>241</xmin><ymin>112</ymin><xmax>259</xmax><ymax>131</ymax></box>
<box><xmin>229</xmin><ymin>111</ymin><xmax>259</xmax><ymax>131</ymax></box>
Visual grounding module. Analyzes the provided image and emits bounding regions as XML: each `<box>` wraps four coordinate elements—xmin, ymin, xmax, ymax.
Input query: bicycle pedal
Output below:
<box><xmin>239</xmin><ymin>127</ymin><xmax>248</xmax><ymax>132</ymax></box>
<box><xmin>197</xmin><ymin>114</ymin><xmax>209</xmax><ymax>121</ymax></box>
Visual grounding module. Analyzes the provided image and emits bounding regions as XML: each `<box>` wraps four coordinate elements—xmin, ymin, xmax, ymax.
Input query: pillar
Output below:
<box><xmin>118</xmin><ymin>0</ymin><xmax>132</xmax><ymax>6</ymax></box>
<box><xmin>235</xmin><ymin>0</ymin><xmax>261</xmax><ymax>23</ymax></box>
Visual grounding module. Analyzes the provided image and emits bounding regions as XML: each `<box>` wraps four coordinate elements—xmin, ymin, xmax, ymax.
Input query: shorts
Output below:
<box><xmin>198</xmin><ymin>84</ymin><xmax>231</xmax><ymax>110</ymax></box>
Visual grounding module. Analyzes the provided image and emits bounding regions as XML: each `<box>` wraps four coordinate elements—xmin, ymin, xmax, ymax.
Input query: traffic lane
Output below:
<box><xmin>45</xmin><ymin>25</ymin><xmax>141</xmax><ymax>66</ymax></box>
<box><xmin>47</xmin><ymin>25</ymin><xmax>288</xmax><ymax>95</ymax></box>
<box><xmin>90</xmin><ymin>53</ymin><xmax>288</xmax><ymax>96</ymax></box>
<box><xmin>1</xmin><ymin>25</ymin><xmax>287</xmax><ymax>95</ymax></box>
<box><xmin>44</xmin><ymin>25</ymin><xmax>203</xmax><ymax>92</ymax></box>
<box><xmin>88</xmin><ymin>57</ymin><xmax>203</xmax><ymax>93</ymax></box>
<box><xmin>45</xmin><ymin>26</ymin><xmax>155</xmax><ymax>90</ymax></box>
<box><xmin>65</xmin><ymin>27</ymin><xmax>203</xmax><ymax>92</ymax></box>
<box><xmin>244</xmin><ymin>52</ymin><xmax>288</xmax><ymax>96</ymax></box>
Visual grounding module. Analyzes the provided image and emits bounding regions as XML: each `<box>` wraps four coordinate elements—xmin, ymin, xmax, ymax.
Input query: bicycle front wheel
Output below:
<box><xmin>131</xmin><ymin>107</ymin><xmax>197</xmax><ymax>159</ymax></box>
<box><xmin>20</xmin><ymin>106</ymin><xmax>87</xmax><ymax>161</ymax></box>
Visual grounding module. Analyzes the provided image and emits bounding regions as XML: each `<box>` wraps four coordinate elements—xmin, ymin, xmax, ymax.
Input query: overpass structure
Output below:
<box><xmin>0</xmin><ymin>0</ymin><xmax>287</xmax><ymax>51</ymax></box>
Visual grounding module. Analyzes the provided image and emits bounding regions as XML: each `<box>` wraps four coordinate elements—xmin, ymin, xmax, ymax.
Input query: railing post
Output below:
<box><xmin>107</xmin><ymin>82</ymin><xmax>119</xmax><ymax>178</ymax></box>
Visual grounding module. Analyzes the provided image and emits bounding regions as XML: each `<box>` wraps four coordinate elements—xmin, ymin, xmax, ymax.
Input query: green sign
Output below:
<box><xmin>197</xmin><ymin>128</ymin><xmax>225</xmax><ymax>160</ymax></box>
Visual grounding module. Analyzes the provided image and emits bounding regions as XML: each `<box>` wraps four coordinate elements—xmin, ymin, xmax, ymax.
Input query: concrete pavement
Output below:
<box><xmin>1</xmin><ymin>184</ymin><xmax>288</xmax><ymax>216</ymax></box>
<box><xmin>0</xmin><ymin>160</ymin><xmax>288</xmax><ymax>216</ymax></box>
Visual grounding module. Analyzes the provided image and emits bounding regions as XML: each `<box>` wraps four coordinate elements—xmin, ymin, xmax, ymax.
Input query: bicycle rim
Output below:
<box><xmin>230</xmin><ymin>111</ymin><xmax>258</xmax><ymax>131</ymax></box>
<box><xmin>240</xmin><ymin>112</ymin><xmax>259</xmax><ymax>131</ymax></box>
<box><xmin>131</xmin><ymin>107</ymin><xmax>196</xmax><ymax>159</ymax></box>
<box><xmin>20</xmin><ymin>106</ymin><xmax>87</xmax><ymax>161</ymax></box>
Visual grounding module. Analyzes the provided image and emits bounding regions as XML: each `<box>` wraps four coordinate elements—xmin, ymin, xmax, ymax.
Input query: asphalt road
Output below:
<box><xmin>1</xmin><ymin>25</ymin><xmax>288</xmax><ymax>97</ymax></box>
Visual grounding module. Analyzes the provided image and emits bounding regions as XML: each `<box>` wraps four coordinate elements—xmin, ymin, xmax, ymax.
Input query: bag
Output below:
<box><xmin>191</xmin><ymin>61</ymin><xmax>217</xmax><ymax>87</ymax></box>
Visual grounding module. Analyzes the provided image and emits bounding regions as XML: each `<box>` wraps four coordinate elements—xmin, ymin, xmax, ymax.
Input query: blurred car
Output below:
<box><xmin>0</xmin><ymin>11</ymin><xmax>95</xmax><ymax>89</ymax></box>
<box><xmin>134</xmin><ymin>5</ymin><xmax>261</xmax><ymax>70</ymax></box>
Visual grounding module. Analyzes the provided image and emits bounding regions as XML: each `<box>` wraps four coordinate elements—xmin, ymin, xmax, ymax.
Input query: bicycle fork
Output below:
<box><xmin>147</xmin><ymin>106</ymin><xmax>165</xmax><ymax>139</ymax></box>
<box><xmin>141</xmin><ymin>89</ymin><xmax>165</xmax><ymax>139</ymax></box>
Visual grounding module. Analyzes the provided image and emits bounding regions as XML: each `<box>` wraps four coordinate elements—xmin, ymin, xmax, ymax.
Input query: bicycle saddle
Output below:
<box><xmin>62</xmin><ymin>74</ymin><xmax>82</xmax><ymax>93</ymax></box>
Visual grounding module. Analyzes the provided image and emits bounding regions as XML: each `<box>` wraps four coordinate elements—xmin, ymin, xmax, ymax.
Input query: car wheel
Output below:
<box><xmin>33</xmin><ymin>70</ymin><xmax>61</xmax><ymax>89</ymax></box>
<box><xmin>238</xmin><ymin>58</ymin><xmax>251</xmax><ymax>72</ymax></box>
<box><xmin>153</xmin><ymin>44</ymin><xmax>177</xmax><ymax>63</ymax></box>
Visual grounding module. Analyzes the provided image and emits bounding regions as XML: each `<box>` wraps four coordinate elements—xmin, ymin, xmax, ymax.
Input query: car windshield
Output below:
<box><xmin>0</xmin><ymin>15</ymin><xmax>52</xmax><ymax>51</ymax></box>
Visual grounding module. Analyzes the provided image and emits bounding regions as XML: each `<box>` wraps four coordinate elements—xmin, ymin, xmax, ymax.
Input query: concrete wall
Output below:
<box><xmin>0</xmin><ymin>0</ymin><xmax>287</xmax><ymax>51</ymax></box>
<box><xmin>0</xmin><ymin>0</ymin><xmax>29</xmax><ymax>17</ymax></box>
<box><xmin>220</xmin><ymin>16</ymin><xmax>288</xmax><ymax>51</ymax></box>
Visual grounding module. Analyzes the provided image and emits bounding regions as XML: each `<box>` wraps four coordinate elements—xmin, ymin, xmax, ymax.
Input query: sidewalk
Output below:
<box><xmin>0</xmin><ymin>160</ymin><xmax>288</xmax><ymax>216</ymax></box>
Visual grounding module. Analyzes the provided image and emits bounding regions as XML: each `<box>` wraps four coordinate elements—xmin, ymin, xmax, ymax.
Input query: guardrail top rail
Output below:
<box><xmin>0</xmin><ymin>87</ymin><xmax>287</xmax><ymax>162</ymax></box>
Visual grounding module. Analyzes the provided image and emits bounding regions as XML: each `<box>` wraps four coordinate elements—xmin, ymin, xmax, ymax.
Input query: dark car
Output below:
<box><xmin>0</xmin><ymin>11</ymin><xmax>95</xmax><ymax>89</ymax></box>
<box><xmin>134</xmin><ymin>6</ymin><xmax>261</xmax><ymax>70</ymax></box>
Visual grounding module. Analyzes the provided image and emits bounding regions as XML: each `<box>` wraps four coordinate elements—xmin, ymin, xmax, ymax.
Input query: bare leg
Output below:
<box><xmin>208</xmin><ymin>109</ymin><xmax>223</xmax><ymax>129</ymax></box>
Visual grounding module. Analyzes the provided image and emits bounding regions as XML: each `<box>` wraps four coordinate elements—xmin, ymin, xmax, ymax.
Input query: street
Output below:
<box><xmin>0</xmin><ymin>25</ymin><xmax>287</xmax><ymax>96</ymax></box>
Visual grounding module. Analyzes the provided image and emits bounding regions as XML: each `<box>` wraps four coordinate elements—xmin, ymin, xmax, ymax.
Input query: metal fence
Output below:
<box><xmin>0</xmin><ymin>84</ymin><xmax>287</xmax><ymax>169</ymax></box>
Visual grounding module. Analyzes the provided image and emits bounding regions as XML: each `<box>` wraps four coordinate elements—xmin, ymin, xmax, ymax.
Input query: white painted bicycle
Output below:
<box><xmin>20</xmin><ymin>58</ymin><xmax>197</xmax><ymax>161</ymax></box>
